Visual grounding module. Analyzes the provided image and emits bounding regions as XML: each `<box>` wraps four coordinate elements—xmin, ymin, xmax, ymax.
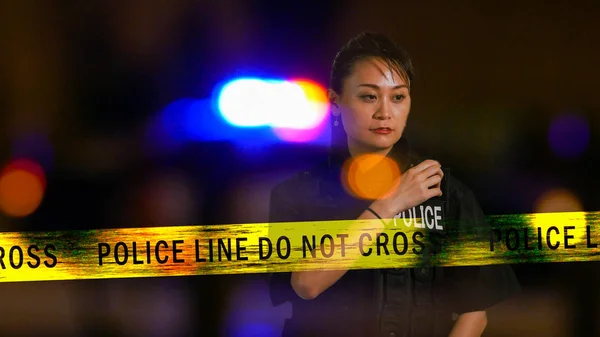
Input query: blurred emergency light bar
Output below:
<box><xmin>216</xmin><ymin>77</ymin><xmax>330</xmax><ymax>142</ymax></box>
<box><xmin>145</xmin><ymin>77</ymin><xmax>331</xmax><ymax>156</ymax></box>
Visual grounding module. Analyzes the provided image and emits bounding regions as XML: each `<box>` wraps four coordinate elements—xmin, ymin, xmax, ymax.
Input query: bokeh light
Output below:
<box><xmin>145</xmin><ymin>77</ymin><xmax>330</xmax><ymax>152</ymax></box>
<box><xmin>532</xmin><ymin>188</ymin><xmax>587</xmax><ymax>248</ymax></box>
<box><xmin>271</xmin><ymin>109</ymin><xmax>330</xmax><ymax>143</ymax></box>
<box><xmin>229</xmin><ymin>323</ymin><xmax>278</xmax><ymax>337</ymax></box>
<box><xmin>271</xmin><ymin>79</ymin><xmax>330</xmax><ymax>143</ymax></box>
<box><xmin>548</xmin><ymin>113</ymin><xmax>590</xmax><ymax>159</ymax></box>
<box><xmin>144</xmin><ymin>99</ymin><xmax>198</xmax><ymax>155</ymax></box>
<box><xmin>144</xmin><ymin>98</ymin><xmax>236</xmax><ymax>157</ymax></box>
<box><xmin>270</xmin><ymin>79</ymin><xmax>329</xmax><ymax>129</ymax></box>
<box><xmin>534</xmin><ymin>188</ymin><xmax>583</xmax><ymax>213</ymax></box>
<box><xmin>218</xmin><ymin>78</ymin><xmax>277</xmax><ymax>128</ymax></box>
<box><xmin>271</xmin><ymin>121</ymin><xmax>329</xmax><ymax>143</ymax></box>
<box><xmin>342</xmin><ymin>154</ymin><xmax>401</xmax><ymax>200</ymax></box>
<box><xmin>0</xmin><ymin>158</ymin><xmax>46</xmax><ymax>217</ymax></box>
<box><xmin>11</xmin><ymin>132</ymin><xmax>54</xmax><ymax>172</ymax></box>
<box><xmin>221</xmin><ymin>277</ymin><xmax>291</xmax><ymax>337</ymax></box>
<box><xmin>216</xmin><ymin>77</ymin><xmax>329</xmax><ymax>143</ymax></box>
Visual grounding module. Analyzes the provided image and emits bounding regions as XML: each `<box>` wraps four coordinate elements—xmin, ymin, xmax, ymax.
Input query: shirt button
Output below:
<box><xmin>389</xmin><ymin>333</ymin><xmax>396</xmax><ymax>337</ymax></box>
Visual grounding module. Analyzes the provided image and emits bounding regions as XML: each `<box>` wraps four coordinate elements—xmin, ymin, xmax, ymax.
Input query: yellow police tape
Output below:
<box><xmin>0</xmin><ymin>210</ymin><xmax>598</xmax><ymax>283</ymax></box>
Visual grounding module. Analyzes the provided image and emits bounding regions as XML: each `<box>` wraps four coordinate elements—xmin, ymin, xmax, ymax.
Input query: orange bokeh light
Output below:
<box><xmin>272</xmin><ymin>78</ymin><xmax>330</xmax><ymax>142</ymax></box>
<box><xmin>290</xmin><ymin>79</ymin><xmax>329</xmax><ymax>126</ymax></box>
<box><xmin>534</xmin><ymin>188</ymin><xmax>583</xmax><ymax>213</ymax></box>
<box><xmin>0</xmin><ymin>159</ymin><xmax>46</xmax><ymax>218</ymax></box>
<box><xmin>292</xmin><ymin>79</ymin><xmax>328</xmax><ymax>105</ymax></box>
<box><xmin>342</xmin><ymin>154</ymin><xmax>401</xmax><ymax>200</ymax></box>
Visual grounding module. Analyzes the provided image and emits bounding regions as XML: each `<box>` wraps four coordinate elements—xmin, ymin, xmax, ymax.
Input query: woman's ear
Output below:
<box><xmin>327</xmin><ymin>89</ymin><xmax>340</xmax><ymax>115</ymax></box>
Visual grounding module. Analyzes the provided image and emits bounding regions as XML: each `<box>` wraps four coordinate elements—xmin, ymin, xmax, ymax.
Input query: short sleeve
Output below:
<box><xmin>267</xmin><ymin>182</ymin><xmax>302</xmax><ymax>306</ymax></box>
<box><xmin>451</xmin><ymin>186</ymin><xmax>522</xmax><ymax>314</ymax></box>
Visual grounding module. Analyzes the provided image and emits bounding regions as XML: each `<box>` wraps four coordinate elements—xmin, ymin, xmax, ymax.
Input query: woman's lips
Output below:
<box><xmin>371</xmin><ymin>127</ymin><xmax>392</xmax><ymax>134</ymax></box>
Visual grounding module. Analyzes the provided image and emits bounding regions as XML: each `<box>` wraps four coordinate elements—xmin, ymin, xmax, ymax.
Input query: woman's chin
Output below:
<box><xmin>348</xmin><ymin>135</ymin><xmax>400</xmax><ymax>154</ymax></box>
<box><xmin>369</xmin><ymin>138</ymin><xmax>399</xmax><ymax>151</ymax></box>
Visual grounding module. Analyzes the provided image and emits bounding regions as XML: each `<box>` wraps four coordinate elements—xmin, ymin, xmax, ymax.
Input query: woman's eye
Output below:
<box><xmin>394</xmin><ymin>94</ymin><xmax>405</xmax><ymax>101</ymax></box>
<box><xmin>361</xmin><ymin>94</ymin><xmax>376</xmax><ymax>101</ymax></box>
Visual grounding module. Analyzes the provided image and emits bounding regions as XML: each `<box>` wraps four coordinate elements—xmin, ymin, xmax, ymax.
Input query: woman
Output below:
<box><xmin>268</xmin><ymin>32</ymin><xmax>520</xmax><ymax>337</ymax></box>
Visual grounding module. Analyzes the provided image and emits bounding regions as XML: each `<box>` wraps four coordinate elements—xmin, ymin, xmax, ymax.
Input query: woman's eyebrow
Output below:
<box><xmin>356</xmin><ymin>84</ymin><xmax>408</xmax><ymax>90</ymax></box>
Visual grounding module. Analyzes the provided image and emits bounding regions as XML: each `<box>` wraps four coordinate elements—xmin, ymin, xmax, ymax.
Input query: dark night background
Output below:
<box><xmin>0</xmin><ymin>1</ymin><xmax>598</xmax><ymax>336</ymax></box>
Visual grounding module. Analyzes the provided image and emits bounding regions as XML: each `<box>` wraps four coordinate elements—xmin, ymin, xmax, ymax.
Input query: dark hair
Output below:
<box><xmin>328</xmin><ymin>32</ymin><xmax>415</xmax><ymax>154</ymax></box>
<box><xmin>330</xmin><ymin>32</ymin><xmax>415</xmax><ymax>95</ymax></box>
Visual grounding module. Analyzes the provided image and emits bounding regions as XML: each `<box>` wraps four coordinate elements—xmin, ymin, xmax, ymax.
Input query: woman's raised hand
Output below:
<box><xmin>371</xmin><ymin>159</ymin><xmax>444</xmax><ymax>218</ymax></box>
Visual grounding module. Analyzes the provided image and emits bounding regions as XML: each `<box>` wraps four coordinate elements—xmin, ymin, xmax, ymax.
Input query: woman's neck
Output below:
<box><xmin>346</xmin><ymin>141</ymin><xmax>394</xmax><ymax>173</ymax></box>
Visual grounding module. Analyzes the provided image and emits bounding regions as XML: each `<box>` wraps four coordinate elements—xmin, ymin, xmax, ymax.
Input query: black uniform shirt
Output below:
<box><xmin>268</xmin><ymin>141</ymin><xmax>521</xmax><ymax>337</ymax></box>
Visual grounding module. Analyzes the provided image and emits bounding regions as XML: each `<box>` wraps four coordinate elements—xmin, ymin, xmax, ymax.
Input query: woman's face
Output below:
<box><xmin>330</xmin><ymin>57</ymin><xmax>411</xmax><ymax>156</ymax></box>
